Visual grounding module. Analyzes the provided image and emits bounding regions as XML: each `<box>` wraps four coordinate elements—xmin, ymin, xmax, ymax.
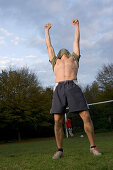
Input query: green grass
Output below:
<box><xmin>0</xmin><ymin>132</ymin><xmax>113</xmax><ymax>170</ymax></box>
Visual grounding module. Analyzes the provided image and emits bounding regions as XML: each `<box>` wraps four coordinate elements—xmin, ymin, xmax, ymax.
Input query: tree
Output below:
<box><xmin>96</xmin><ymin>64</ymin><xmax>113</xmax><ymax>130</ymax></box>
<box><xmin>83</xmin><ymin>64</ymin><xmax>113</xmax><ymax>131</ymax></box>
<box><xmin>96</xmin><ymin>64</ymin><xmax>113</xmax><ymax>91</ymax></box>
<box><xmin>84</xmin><ymin>81</ymin><xmax>100</xmax><ymax>104</ymax></box>
<box><xmin>0</xmin><ymin>68</ymin><xmax>43</xmax><ymax>141</ymax></box>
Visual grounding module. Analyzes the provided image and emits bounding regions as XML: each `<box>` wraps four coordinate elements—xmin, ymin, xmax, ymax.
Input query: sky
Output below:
<box><xmin>0</xmin><ymin>0</ymin><xmax>113</xmax><ymax>88</ymax></box>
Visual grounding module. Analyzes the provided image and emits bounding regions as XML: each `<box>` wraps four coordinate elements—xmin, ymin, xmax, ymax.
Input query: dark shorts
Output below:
<box><xmin>51</xmin><ymin>80</ymin><xmax>89</xmax><ymax>114</ymax></box>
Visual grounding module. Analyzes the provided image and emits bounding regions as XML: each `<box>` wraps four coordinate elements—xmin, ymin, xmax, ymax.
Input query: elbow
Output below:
<box><xmin>47</xmin><ymin>44</ymin><xmax>52</xmax><ymax>48</ymax></box>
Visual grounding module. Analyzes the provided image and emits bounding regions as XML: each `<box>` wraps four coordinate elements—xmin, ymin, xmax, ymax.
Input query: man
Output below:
<box><xmin>45</xmin><ymin>19</ymin><xmax>101</xmax><ymax>159</ymax></box>
<box><xmin>66</xmin><ymin>118</ymin><xmax>74</xmax><ymax>138</ymax></box>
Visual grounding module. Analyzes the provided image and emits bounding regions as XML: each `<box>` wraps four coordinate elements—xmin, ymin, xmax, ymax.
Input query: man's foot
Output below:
<box><xmin>52</xmin><ymin>151</ymin><xmax>64</xmax><ymax>159</ymax></box>
<box><xmin>72</xmin><ymin>19</ymin><xmax>79</xmax><ymax>25</ymax></box>
<box><xmin>90</xmin><ymin>147</ymin><xmax>102</xmax><ymax>156</ymax></box>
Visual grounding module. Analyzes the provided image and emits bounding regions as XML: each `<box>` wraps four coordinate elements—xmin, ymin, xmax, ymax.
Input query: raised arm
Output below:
<box><xmin>45</xmin><ymin>23</ymin><xmax>55</xmax><ymax>61</ymax></box>
<box><xmin>72</xmin><ymin>19</ymin><xmax>80</xmax><ymax>56</ymax></box>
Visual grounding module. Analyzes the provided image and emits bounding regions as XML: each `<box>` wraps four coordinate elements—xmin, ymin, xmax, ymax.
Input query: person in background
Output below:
<box><xmin>66</xmin><ymin>118</ymin><xmax>74</xmax><ymax>137</ymax></box>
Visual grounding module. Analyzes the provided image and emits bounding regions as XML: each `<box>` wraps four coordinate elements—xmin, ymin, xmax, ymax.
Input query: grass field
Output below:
<box><xmin>0</xmin><ymin>132</ymin><xmax>113</xmax><ymax>170</ymax></box>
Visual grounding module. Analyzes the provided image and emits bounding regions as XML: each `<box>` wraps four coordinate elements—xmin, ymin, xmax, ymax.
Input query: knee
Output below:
<box><xmin>80</xmin><ymin>111</ymin><xmax>92</xmax><ymax>123</ymax></box>
<box><xmin>54</xmin><ymin>119</ymin><xmax>63</xmax><ymax>128</ymax></box>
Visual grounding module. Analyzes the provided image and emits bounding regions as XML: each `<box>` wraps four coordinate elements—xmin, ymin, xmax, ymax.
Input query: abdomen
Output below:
<box><xmin>54</xmin><ymin>61</ymin><xmax>78</xmax><ymax>82</ymax></box>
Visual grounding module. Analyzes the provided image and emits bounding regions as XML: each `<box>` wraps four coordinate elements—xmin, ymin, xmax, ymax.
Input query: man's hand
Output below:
<box><xmin>45</xmin><ymin>23</ymin><xmax>51</xmax><ymax>30</ymax></box>
<box><xmin>72</xmin><ymin>19</ymin><xmax>79</xmax><ymax>25</ymax></box>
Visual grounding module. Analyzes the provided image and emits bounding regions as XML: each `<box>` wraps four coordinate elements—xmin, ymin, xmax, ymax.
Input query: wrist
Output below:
<box><xmin>45</xmin><ymin>29</ymin><xmax>49</xmax><ymax>32</ymax></box>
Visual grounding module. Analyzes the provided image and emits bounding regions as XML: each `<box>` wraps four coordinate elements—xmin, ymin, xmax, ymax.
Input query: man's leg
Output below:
<box><xmin>54</xmin><ymin>113</ymin><xmax>64</xmax><ymax>149</ymax></box>
<box><xmin>79</xmin><ymin>110</ymin><xmax>102</xmax><ymax>155</ymax></box>
<box><xmin>79</xmin><ymin>110</ymin><xmax>95</xmax><ymax>146</ymax></box>
<box><xmin>53</xmin><ymin>113</ymin><xmax>64</xmax><ymax>159</ymax></box>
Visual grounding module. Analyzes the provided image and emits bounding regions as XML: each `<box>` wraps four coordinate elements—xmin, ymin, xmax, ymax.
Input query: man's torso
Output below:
<box><xmin>54</xmin><ymin>54</ymin><xmax>78</xmax><ymax>82</ymax></box>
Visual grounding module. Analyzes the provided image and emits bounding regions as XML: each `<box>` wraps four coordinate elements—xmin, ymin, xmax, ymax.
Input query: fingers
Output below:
<box><xmin>45</xmin><ymin>23</ymin><xmax>51</xmax><ymax>29</ymax></box>
<box><xmin>45</xmin><ymin>20</ymin><xmax>78</xmax><ymax>29</ymax></box>
<box><xmin>72</xmin><ymin>19</ymin><xmax>79</xmax><ymax>25</ymax></box>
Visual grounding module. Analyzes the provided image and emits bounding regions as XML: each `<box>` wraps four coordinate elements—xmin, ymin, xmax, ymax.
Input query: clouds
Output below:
<box><xmin>0</xmin><ymin>55</ymin><xmax>23</xmax><ymax>69</ymax></box>
<box><xmin>0</xmin><ymin>27</ymin><xmax>13</xmax><ymax>36</ymax></box>
<box><xmin>0</xmin><ymin>36</ymin><xmax>5</xmax><ymax>45</ymax></box>
<box><xmin>0</xmin><ymin>57</ymin><xmax>10</xmax><ymax>69</ymax></box>
<box><xmin>0</xmin><ymin>27</ymin><xmax>13</xmax><ymax>46</ymax></box>
<box><xmin>29</xmin><ymin>35</ymin><xmax>45</xmax><ymax>49</ymax></box>
<box><xmin>0</xmin><ymin>0</ymin><xmax>113</xmax><ymax>87</ymax></box>
<box><xmin>11</xmin><ymin>37</ymin><xmax>27</xmax><ymax>46</ymax></box>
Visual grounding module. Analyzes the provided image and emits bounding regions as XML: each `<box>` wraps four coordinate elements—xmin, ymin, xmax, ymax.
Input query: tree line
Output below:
<box><xmin>0</xmin><ymin>64</ymin><xmax>113</xmax><ymax>142</ymax></box>
<box><xmin>0</xmin><ymin>68</ymin><xmax>54</xmax><ymax>142</ymax></box>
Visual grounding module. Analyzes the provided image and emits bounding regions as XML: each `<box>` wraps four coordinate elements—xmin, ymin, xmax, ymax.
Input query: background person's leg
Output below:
<box><xmin>69</xmin><ymin>129</ymin><xmax>74</xmax><ymax>137</ymax></box>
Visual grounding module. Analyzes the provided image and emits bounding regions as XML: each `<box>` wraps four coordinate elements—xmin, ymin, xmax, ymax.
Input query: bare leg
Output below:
<box><xmin>79</xmin><ymin>110</ymin><xmax>95</xmax><ymax>146</ymax></box>
<box><xmin>69</xmin><ymin>129</ymin><xmax>74</xmax><ymax>137</ymax></box>
<box><xmin>54</xmin><ymin>114</ymin><xmax>64</xmax><ymax>149</ymax></box>
<box><xmin>72</xmin><ymin>19</ymin><xmax>80</xmax><ymax>56</ymax></box>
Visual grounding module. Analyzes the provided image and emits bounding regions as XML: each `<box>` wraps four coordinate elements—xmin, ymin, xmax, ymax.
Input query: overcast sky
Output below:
<box><xmin>0</xmin><ymin>0</ymin><xmax>113</xmax><ymax>88</ymax></box>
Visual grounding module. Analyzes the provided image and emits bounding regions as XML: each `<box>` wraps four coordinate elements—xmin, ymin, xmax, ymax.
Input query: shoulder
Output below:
<box><xmin>72</xmin><ymin>52</ymin><xmax>81</xmax><ymax>60</ymax></box>
<box><xmin>49</xmin><ymin>56</ymin><xmax>57</xmax><ymax>71</ymax></box>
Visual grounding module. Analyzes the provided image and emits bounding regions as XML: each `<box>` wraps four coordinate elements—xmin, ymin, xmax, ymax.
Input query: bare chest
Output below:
<box><xmin>54</xmin><ymin>56</ymin><xmax>77</xmax><ymax>70</ymax></box>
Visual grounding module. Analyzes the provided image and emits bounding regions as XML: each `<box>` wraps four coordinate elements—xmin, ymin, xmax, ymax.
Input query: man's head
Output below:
<box><xmin>57</xmin><ymin>49</ymin><xmax>71</xmax><ymax>59</ymax></box>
